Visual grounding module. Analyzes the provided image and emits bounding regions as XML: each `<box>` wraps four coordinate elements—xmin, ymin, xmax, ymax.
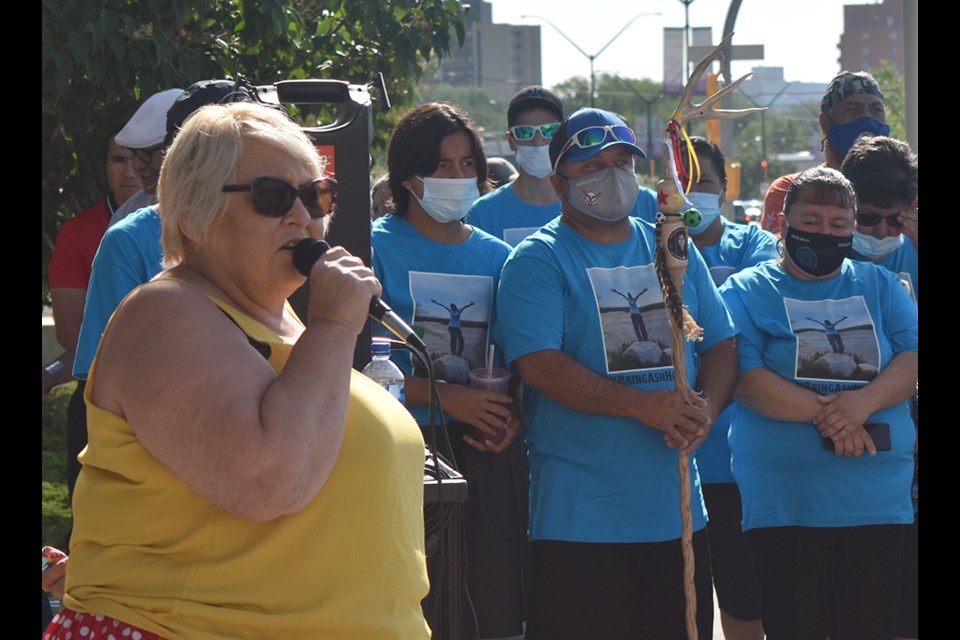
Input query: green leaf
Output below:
<box><xmin>107</xmin><ymin>31</ymin><xmax>126</xmax><ymax>60</ymax></box>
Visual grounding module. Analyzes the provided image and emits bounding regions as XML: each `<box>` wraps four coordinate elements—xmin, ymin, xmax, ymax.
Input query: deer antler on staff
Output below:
<box><xmin>654</xmin><ymin>33</ymin><xmax>764</xmax><ymax>640</ymax></box>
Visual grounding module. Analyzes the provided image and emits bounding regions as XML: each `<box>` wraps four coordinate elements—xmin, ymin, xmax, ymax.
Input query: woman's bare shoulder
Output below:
<box><xmin>91</xmin><ymin>276</ymin><xmax>260</xmax><ymax>412</ymax></box>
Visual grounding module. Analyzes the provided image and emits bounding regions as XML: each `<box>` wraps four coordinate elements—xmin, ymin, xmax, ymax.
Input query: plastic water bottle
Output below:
<box><xmin>362</xmin><ymin>340</ymin><xmax>405</xmax><ymax>404</ymax></box>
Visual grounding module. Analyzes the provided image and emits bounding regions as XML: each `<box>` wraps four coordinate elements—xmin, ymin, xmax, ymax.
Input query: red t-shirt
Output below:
<box><xmin>48</xmin><ymin>200</ymin><xmax>111</xmax><ymax>289</ymax></box>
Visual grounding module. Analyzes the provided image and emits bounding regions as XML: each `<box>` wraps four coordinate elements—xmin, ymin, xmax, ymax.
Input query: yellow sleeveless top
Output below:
<box><xmin>65</xmin><ymin>295</ymin><xmax>430</xmax><ymax>639</ymax></box>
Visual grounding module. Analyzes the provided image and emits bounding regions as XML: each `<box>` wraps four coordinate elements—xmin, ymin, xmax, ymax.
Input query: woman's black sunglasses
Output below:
<box><xmin>223</xmin><ymin>177</ymin><xmax>338</xmax><ymax>219</ymax></box>
<box><xmin>855</xmin><ymin>209</ymin><xmax>903</xmax><ymax>229</ymax></box>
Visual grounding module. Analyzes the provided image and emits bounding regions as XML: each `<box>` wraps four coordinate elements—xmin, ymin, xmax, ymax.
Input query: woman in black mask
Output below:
<box><xmin>717</xmin><ymin>167</ymin><xmax>918</xmax><ymax>640</ymax></box>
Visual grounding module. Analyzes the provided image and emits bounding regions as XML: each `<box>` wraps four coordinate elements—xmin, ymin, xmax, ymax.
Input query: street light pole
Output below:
<box><xmin>521</xmin><ymin>12</ymin><xmax>661</xmax><ymax>108</ymax></box>
<box><xmin>678</xmin><ymin>0</ymin><xmax>695</xmax><ymax>81</ymax></box>
<box><xmin>611</xmin><ymin>75</ymin><xmax>661</xmax><ymax>153</ymax></box>
<box><xmin>611</xmin><ymin>74</ymin><xmax>661</xmax><ymax>178</ymax></box>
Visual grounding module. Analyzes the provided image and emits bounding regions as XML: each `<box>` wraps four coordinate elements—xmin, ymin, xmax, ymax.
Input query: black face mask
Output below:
<box><xmin>783</xmin><ymin>226</ymin><xmax>852</xmax><ymax>277</ymax></box>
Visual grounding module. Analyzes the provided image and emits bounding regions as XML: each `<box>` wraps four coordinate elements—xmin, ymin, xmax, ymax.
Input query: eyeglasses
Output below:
<box><xmin>552</xmin><ymin>124</ymin><xmax>637</xmax><ymax>169</ymax></box>
<box><xmin>856</xmin><ymin>209</ymin><xmax>903</xmax><ymax>229</ymax></box>
<box><xmin>509</xmin><ymin>123</ymin><xmax>561</xmax><ymax>141</ymax></box>
<box><xmin>222</xmin><ymin>177</ymin><xmax>338</xmax><ymax>219</ymax></box>
<box><xmin>123</xmin><ymin>144</ymin><xmax>164</xmax><ymax>165</ymax></box>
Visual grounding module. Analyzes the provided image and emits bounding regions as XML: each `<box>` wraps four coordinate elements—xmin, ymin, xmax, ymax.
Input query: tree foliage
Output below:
<box><xmin>414</xmin><ymin>83</ymin><xmax>506</xmax><ymax>136</ymax></box>
<box><xmin>871</xmin><ymin>60</ymin><xmax>906</xmax><ymax>141</ymax></box>
<box><xmin>41</xmin><ymin>0</ymin><xmax>467</xmax><ymax>293</ymax></box>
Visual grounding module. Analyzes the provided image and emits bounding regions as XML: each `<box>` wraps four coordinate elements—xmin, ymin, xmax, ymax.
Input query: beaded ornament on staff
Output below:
<box><xmin>653</xmin><ymin>33</ymin><xmax>764</xmax><ymax>640</ymax></box>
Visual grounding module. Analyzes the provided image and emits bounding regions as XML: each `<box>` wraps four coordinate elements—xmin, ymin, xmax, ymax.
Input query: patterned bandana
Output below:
<box><xmin>820</xmin><ymin>71</ymin><xmax>884</xmax><ymax>114</ymax></box>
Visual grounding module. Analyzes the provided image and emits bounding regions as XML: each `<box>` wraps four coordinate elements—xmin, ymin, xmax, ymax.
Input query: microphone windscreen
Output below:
<box><xmin>292</xmin><ymin>238</ymin><xmax>330</xmax><ymax>277</ymax></box>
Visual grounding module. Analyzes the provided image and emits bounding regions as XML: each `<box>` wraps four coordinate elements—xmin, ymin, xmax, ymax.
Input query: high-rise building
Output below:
<box><xmin>840</xmin><ymin>0</ymin><xmax>905</xmax><ymax>74</ymax></box>
<box><xmin>429</xmin><ymin>1</ymin><xmax>543</xmax><ymax>103</ymax></box>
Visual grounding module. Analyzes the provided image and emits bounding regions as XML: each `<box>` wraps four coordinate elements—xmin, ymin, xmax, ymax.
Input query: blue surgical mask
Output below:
<box><xmin>827</xmin><ymin>116</ymin><xmax>891</xmax><ymax>158</ymax></box>
<box><xmin>564</xmin><ymin>167</ymin><xmax>640</xmax><ymax>222</ymax></box>
<box><xmin>852</xmin><ymin>229</ymin><xmax>903</xmax><ymax>260</ymax></box>
<box><xmin>683</xmin><ymin>192</ymin><xmax>722</xmax><ymax>235</ymax></box>
<box><xmin>412</xmin><ymin>176</ymin><xmax>479</xmax><ymax>223</ymax></box>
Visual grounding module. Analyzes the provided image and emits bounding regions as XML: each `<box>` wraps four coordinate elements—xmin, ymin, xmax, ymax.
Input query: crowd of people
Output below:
<box><xmin>43</xmin><ymin>69</ymin><xmax>917</xmax><ymax>640</ymax></box>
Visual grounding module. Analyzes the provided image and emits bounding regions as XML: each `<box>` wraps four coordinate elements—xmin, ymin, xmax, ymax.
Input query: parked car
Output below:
<box><xmin>732</xmin><ymin>199</ymin><xmax>763</xmax><ymax>226</ymax></box>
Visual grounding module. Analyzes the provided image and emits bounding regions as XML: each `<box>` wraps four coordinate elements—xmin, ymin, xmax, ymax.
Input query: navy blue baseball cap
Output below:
<box><xmin>507</xmin><ymin>85</ymin><xmax>564</xmax><ymax>126</ymax></box>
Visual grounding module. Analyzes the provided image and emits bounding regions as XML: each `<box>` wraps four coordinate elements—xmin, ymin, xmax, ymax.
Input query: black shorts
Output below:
<box><xmin>525</xmin><ymin>531</ymin><xmax>713</xmax><ymax>640</ymax></box>
<box><xmin>896</xmin><ymin>515</ymin><xmax>918</xmax><ymax>637</ymax></box>
<box><xmin>702</xmin><ymin>482</ymin><xmax>761</xmax><ymax>621</ymax></box>
<box><xmin>750</xmin><ymin>524</ymin><xmax>905</xmax><ymax>640</ymax></box>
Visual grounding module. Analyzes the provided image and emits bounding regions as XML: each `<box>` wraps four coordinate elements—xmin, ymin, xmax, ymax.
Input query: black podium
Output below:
<box><xmin>424</xmin><ymin>460</ymin><xmax>469</xmax><ymax>640</ymax></box>
<box><xmin>264</xmin><ymin>78</ymin><xmax>376</xmax><ymax>370</ymax></box>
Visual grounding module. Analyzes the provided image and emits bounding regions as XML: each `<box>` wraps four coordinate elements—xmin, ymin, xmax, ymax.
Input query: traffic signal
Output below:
<box><xmin>726</xmin><ymin>161</ymin><xmax>741</xmax><ymax>200</ymax></box>
<box><xmin>706</xmin><ymin>73</ymin><xmax>720</xmax><ymax>145</ymax></box>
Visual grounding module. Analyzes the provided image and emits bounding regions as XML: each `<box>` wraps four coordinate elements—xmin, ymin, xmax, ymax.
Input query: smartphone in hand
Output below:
<box><xmin>822</xmin><ymin>423</ymin><xmax>892</xmax><ymax>452</ymax></box>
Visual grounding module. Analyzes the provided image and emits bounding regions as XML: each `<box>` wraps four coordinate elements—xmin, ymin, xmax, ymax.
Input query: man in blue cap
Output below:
<box><xmin>494</xmin><ymin>108</ymin><xmax>738</xmax><ymax>639</ymax></box>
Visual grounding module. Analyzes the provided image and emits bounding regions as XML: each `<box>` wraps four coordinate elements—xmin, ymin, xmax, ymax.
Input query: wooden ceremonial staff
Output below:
<box><xmin>653</xmin><ymin>33</ymin><xmax>763</xmax><ymax>640</ymax></box>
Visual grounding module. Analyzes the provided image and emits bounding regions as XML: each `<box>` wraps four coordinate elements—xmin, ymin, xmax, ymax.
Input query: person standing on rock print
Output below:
<box><xmin>807</xmin><ymin>316</ymin><xmax>849</xmax><ymax>353</ymax></box>
<box><xmin>611</xmin><ymin>288</ymin><xmax>649</xmax><ymax>342</ymax></box>
<box><xmin>432</xmin><ymin>300</ymin><xmax>476</xmax><ymax>356</ymax></box>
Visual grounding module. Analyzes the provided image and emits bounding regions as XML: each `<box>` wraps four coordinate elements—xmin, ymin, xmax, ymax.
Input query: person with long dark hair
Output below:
<box><xmin>372</xmin><ymin>102</ymin><xmax>528</xmax><ymax>638</ymax></box>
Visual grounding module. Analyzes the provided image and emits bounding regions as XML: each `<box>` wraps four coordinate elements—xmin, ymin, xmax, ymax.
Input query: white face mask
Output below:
<box><xmin>683</xmin><ymin>191</ymin><xmax>722</xmax><ymax>235</ymax></box>
<box><xmin>564</xmin><ymin>167</ymin><xmax>640</xmax><ymax>222</ymax></box>
<box><xmin>513</xmin><ymin>144</ymin><xmax>554</xmax><ymax>178</ymax></box>
<box><xmin>852</xmin><ymin>229</ymin><xmax>903</xmax><ymax>259</ymax></box>
<box><xmin>411</xmin><ymin>176</ymin><xmax>480</xmax><ymax>223</ymax></box>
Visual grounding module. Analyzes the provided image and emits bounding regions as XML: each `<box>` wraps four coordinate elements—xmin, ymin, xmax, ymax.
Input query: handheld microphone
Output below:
<box><xmin>292</xmin><ymin>238</ymin><xmax>427</xmax><ymax>353</ymax></box>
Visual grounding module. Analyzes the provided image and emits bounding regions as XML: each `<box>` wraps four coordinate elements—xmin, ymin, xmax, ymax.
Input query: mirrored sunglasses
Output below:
<box><xmin>222</xmin><ymin>177</ymin><xmax>338</xmax><ymax>219</ymax></box>
<box><xmin>856</xmin><ymin>209</ymin><xmax>903</xmax><ymax>229</ymax></box>
<box><xmin>553</xmin><ymin>124</ymin><xmax>637</xmax><ymax>170</ymax></box>
<box><xmin>509</xmin><ymin>123</ymin><xmax>561</xmax><ymax>141</ymax></box>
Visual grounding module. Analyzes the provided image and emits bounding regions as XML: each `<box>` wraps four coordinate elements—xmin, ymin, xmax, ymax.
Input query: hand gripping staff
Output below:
<box><xmin>653</xmin><ymin>33</ymin><xmax>764</xmax><ymax>640</ymax></box>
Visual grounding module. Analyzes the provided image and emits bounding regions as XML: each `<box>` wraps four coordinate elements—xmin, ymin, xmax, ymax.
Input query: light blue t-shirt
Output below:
<box><xmin>719</xmin><ymin>259</ymin><xmax>917</xmax><ymax>530</ymax></box>
<box><xmin>73</xmin><ymin>207</ymin><xmax>163</xmax><ymax>380</ymax></box>
<box><xmin>467</xmin><ymin>182</ymin><xmax>659</xmax><ymax>247</ymax></box>
<box><xmin>693</xmin><ymin>221</ymin><xmax>778</xmax><ymax>484</ymax></box>
<box><xmin>467</xmin><ymin>183</ymin><xmax>561</xmax><ymax>247</ymax></box>
<box><xmin>852</xmin><ymin>236</ymin><xmax>918</xmax><ymax>302</ymax></box>
<box><xmin>494</xmin><ymin>216</ymin><xmax>736</xmax><ymax>543</ymax></box>
<box><xmin>371</xmin><ymin>214</ymin><xmax>512</xmax><ymax>426</ymax></box>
